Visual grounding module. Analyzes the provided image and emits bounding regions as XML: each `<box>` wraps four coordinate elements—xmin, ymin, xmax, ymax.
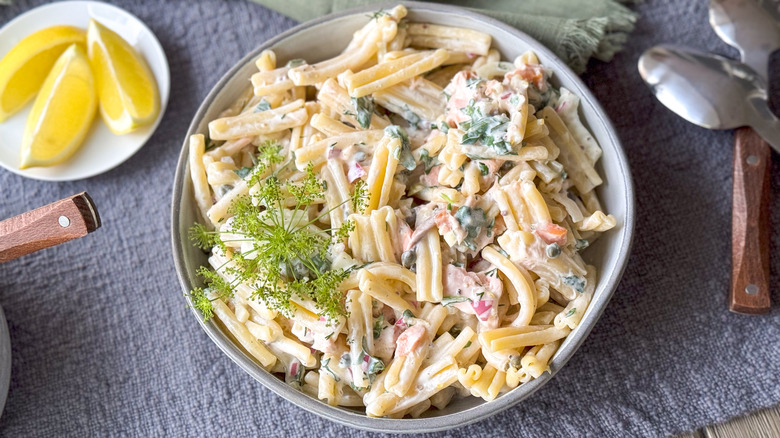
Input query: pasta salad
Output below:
<box><xmin>186</xmin><ymin>5</ymin><xmax>616</xmax><ymax>418</ymax></box>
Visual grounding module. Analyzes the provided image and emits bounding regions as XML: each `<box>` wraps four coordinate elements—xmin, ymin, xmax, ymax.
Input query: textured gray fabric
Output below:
<box><xmin>0</xmin><ymin>1</ymin><xmax>779</xmax><ymax>437</ymax></box>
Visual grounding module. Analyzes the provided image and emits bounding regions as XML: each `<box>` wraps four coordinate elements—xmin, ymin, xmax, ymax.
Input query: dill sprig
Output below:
<box><xmin>188</xmin><ymin>288</ymin><xmax>215</xmax><ymax>320</ymax></box>
<box><xmin>256</xmin><ymin>140</ymin><xmax>284</xmax><ymax>168</ymax></box>
<box><xmin>188</xmin><ymin>158</ymin><xmax>356</xmax><ymax>322</ymax></box>
<box><xmin>189</xmin><ymin>222</ymin><xmax>220</xmax><ymax>250</ymax></box>
<box><xmin>187</xmin><ymin>267</ymin><xmax>235</xmax><ymax>322</ymax></box>
<box><xmin>352</xmin><ymin>179</ymin><xmax>368</xmax><ymax>213</ymax></box>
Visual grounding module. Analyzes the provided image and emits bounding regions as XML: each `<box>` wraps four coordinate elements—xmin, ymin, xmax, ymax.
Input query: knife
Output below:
<box><xmin>709</xmin><ymin>0</ymin><xmax>778</xmax><ymax>314</ymax></box>
<box><xmin>0</xmin><ymin>192</ymin><xmax>101</xmax><ymax>263</ymax></box>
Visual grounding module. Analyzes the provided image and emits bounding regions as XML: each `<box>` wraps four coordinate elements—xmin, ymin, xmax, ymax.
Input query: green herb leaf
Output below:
<box><xmin>465</xmin><ymin>77</ymin><xmax>484</xmax><ymax>88</ymax></box>
<box><xmin>453</xmin><ymin>205</ymin><xmax>487</xmax><ymax>251</ymax></box>
<box><xmin>204</xmin><ymin>134</ymin><xmax>217</xmax><ymax>151</ymax></box>
<box><xmin>373</xmin><ymin>314</ymin><xmax>385</xmax><ymax>339</ymax></box>
<box><xmin>352</xmin><ymin>96</ymin><xmax>375</xmax><ymax>129</ymax></box>
<box><xmin>419</xmin><ymin>149</ymin><xmax>436</xmax><ymax>174</ymax></box>
<box><xmin>565</xmin><ymin>308</ymin><xmax>577</xmax><ymax>318</ymax></box>
<box><xmin>361</xmin><ymin>337</ymin><xmax>385</xmax><ymax>382</ymax></box>
<box><xmin>286</xmin><ymin>58</ymin><xmax>306</xmax><ymax>68</ymax></box>
<box><xmin>441</xmin><ymin>296</ymin><xmax>472</xmax><ymax>306</ymax></box>
<box><xmin>367</xmin><ymin>9</ymin><xmax>389</xmax><ymax>20</ymax></box>
<box><xmin>401</xmin><ymin>104</ymin><xmax>421</xmax><ymax>127</ymax></box>
<box><xmin>254</xmin><ymin>98</ymin><xmax>271</xmax><ymax>113</ymax></box>
<box><xmin>459</xmin><ymin>99</ymin><xmax>513</xmax><ymax>156</ymax></box>
<box><xmin>234</xmin><ymin>167</ymin><xmax>253</xmax><ymax>178</ymax></box>
<box><xmin>562</xmin><ymin>275</ymin><xmax>586</xmax><ymax>294</ymax></box>
<box><xmin>384</xmin><ymin>125</ymin><xmax>416</xmax><ymax>170</ymax></box>
<box><xmin>321</xmin><ymin>357</ymin><xmax>340</xmax><ymax>382</ymax></box>
<box><xmin>286</xmin><ymin>359</ymin><xmax>304</xmax><ymax>386</ymax></box>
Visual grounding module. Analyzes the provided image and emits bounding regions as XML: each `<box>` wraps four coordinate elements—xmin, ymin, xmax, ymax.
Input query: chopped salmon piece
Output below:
<box><xmin>536</xmin><ymin>222</ymin><xmax>567</xmax><ymax>245</ymax></box>
<box><xmin>396</xmin><ymin>324</ymin><xmax>426</xmax><ymax>357</ymax></box>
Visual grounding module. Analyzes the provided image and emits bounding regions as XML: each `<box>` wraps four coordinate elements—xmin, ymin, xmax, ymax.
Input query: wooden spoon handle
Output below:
<box><xmin>0</xmin><ymin>192</ymin><xmax>100</xmax><ymax>263</ymax></box>
<box><xmin>730</xmin><ymin>127</ymin><xmax>771</xmax><ymax>314</ymax></box>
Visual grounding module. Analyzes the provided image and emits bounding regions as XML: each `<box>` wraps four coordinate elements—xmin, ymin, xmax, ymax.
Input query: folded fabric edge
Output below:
<box><xmin>558</xmin><ymin>17</ymin><xmax>608</xmax><ymax>74</ymax></box>
<box><xmin>595</xmin><ymin>3</ymin><xmax>637</xmax><ymax>63</ymax></box>
<box><xmin>595</xmin><ymin>32</ymin><xmax>629</xmax><ymax>62</ymax></box>
<box><xmin>602</xmin><ymin>2</ymin><xmax>638</xmax><ymax>33</ymax></box>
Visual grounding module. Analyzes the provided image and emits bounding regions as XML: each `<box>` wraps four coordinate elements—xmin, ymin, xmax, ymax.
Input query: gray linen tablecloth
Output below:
<box><xmin>1</xmin><ymin>0</ymin><xmax>779</xmax><ymax>436</ymax></box>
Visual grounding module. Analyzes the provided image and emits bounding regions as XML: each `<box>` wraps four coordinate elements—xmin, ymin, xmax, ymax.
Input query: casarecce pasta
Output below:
<box><xmin>187</xmin><ymin>5</ymin><xmax>616</xmax><ymax>418</ymax></box>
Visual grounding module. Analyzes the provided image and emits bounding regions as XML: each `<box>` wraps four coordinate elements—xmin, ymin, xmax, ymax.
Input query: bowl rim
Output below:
<box><xmin>171</xmin><ymin>1</ymin><xmax>636</xmax><ymax>433</ymax></box>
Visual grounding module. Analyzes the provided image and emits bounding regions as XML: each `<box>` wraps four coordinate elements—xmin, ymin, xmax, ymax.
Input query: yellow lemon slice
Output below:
<box><xmin>0</xmin><ymin>25</ymin><xmax>86</xmax><ymax>122</ymax></box>
<box><xmin>87</xmin><ymin>19</ymin><xmax>159</xmax><ymax>134</ymax></box>
<box><xmin>19</xmin><ymin>44</ymin><xmax>96</xmax><ymax>169</ymax></box>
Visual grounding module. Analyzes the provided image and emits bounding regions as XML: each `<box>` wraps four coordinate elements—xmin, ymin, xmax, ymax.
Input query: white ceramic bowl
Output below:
<box><xmin>171</xmin><ymin>2</ymin><xmax>635</xmax><ymax>433</ymax></box>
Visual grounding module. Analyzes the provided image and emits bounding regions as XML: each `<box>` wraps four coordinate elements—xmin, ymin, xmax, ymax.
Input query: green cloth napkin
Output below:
<box><xmin>250</xmin><ymin>0</ymin><xmax>638</xmax><ymax>73</ymax></box>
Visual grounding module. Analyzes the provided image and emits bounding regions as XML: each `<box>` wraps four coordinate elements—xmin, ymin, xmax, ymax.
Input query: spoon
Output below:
<box><xmin>638</xmin><ymin>45</ymin><xmax>776</xmax><ymax>314</ymax></box>
<box><xmin>639</xmin><ymin>46</ymin><xmax>780</xmax><ymax>151</ymax></box>
<box><xmin>708</xmin><ymin>0</ymin><xmax>778</xmax><ymax>313</ymax></box>
<box><xmin>709</xmin><ymin>0</ymin><xmax>780</xmax><ymax>82</ymax></box>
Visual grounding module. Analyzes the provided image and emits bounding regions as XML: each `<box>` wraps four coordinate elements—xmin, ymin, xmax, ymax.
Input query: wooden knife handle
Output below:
<box><xmin>730</xmin><ymin>127</ymin><xmax>771</xmax><ymax>314</ymax></box>
<box><xmin>0</xmin><ymin>192</ymin><xmax>101</xmax><ymax>263</ymax></box>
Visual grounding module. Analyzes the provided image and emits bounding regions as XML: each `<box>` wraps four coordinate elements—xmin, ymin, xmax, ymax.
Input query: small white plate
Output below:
<box><xmin>0</xmin><ymin>1</ymin><xmax>170</xmax><ymax>181</ymax></box>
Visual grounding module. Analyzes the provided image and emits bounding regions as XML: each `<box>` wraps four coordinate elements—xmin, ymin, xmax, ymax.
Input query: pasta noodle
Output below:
<box><xmin>186</xmin><ymin>6</ymin><xmax>617</xmax><ymax>418</ymax></box>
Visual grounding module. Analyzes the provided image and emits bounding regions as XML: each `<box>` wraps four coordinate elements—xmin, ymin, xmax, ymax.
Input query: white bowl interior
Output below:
<box><xmin>172</xmin><ymin>3</ymin><xmax>634</xmax><ymax>433</ymax></box>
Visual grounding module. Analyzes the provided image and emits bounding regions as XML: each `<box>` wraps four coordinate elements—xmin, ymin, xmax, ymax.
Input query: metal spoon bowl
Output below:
<box><xmin>638</xmin><ymin>45</ymin><xmax>780</xmax><ymax>152</ymax></box>
<box><xmin>709</xmin><ymin>0</ymin><xmax>780</xmax><ymax>81</ymax></box>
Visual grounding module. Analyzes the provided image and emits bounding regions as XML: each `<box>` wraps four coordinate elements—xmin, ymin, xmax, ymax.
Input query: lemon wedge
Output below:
<box><xmin>0</xmin><ymin>25</ymin><xmax>86</xmax><ymax>122</ymax></box>
<box><xmin>19</xmin><ymin>44</ymin><xmax>96</xmax><ymax>169</ymax></box>
<box><xmin>87</xmin><ymin>19</ymin><xmax>159</xmax><ymax>134</ymax></box>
